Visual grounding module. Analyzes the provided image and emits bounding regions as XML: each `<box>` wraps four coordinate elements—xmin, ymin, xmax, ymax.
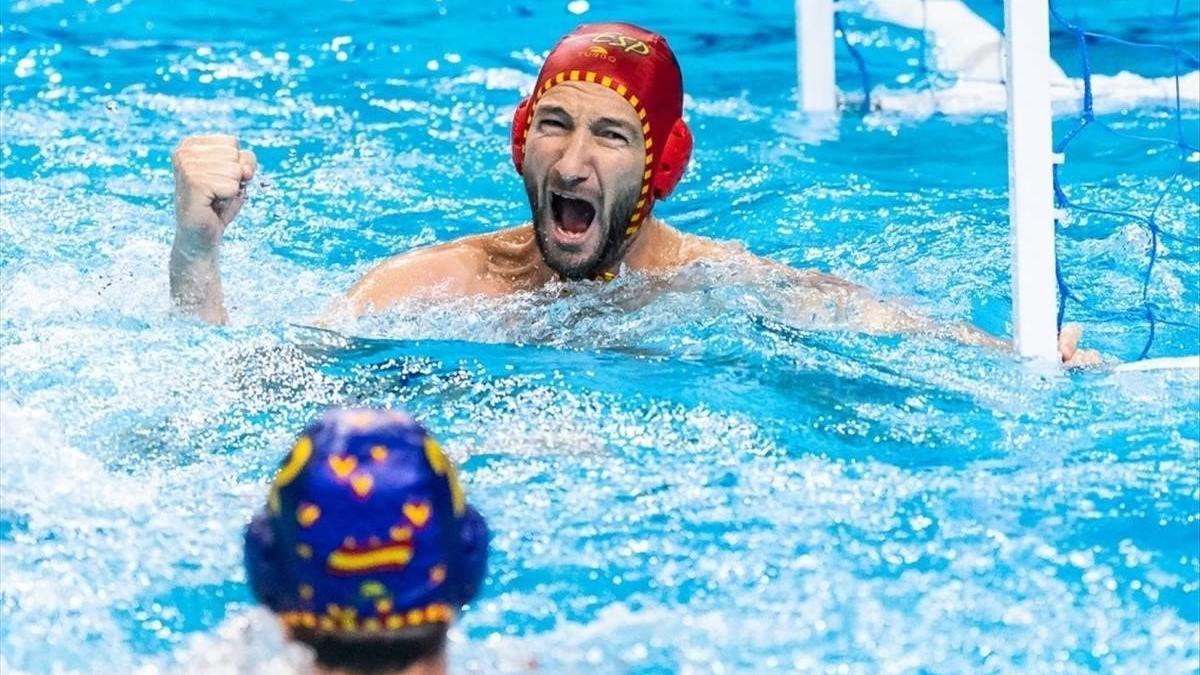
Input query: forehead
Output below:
<box><xmin>533</xmin><ymin>81</ymin><xmax>640</xmax><ymax>125</ymax></box>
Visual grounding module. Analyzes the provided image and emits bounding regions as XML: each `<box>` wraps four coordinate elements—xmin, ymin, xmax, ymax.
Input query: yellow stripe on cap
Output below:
<box><xmin>275</xmin><ymin>437</ymin><xmax>312</xmax><ymax>488</ymax></box>
<box><xmin>327</xmin><ymin>546</ymin><xmax>414</xmax><ymax>573</ymax></box>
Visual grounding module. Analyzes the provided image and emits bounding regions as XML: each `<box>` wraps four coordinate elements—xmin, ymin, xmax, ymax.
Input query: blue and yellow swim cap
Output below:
<box><xmin>244</xmin><ymin>408</ymin><xmax>488</xmax><ymax>634</ymax></box>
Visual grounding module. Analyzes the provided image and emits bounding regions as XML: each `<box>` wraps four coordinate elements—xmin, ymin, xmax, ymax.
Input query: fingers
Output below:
<box><xmin>238</xmin><ymin>149</ymin><xmax>257</xmax><ymax>181</ymax></box>
<box><xmin>173</xmin><ymin>145</ymin><xmax>239</xmax><ymax>168</ymax></box>
<box><xmin>1058</xmin><ymin>323</ymin><xmax>1083</xmax><ymax>361</ymax></box>
<box><xmin>1057</xmin><ymin>324</ymin><xmax>1104</xmax><ymax>368</ymax></box>
<box><xmin>179</xmin><ymin>134</ymin><xmax>238</xmax><ymax>149</ymax></box>
<box><xmin>209</xmin><ymin>177</ymin><xmax>243</xmax><ymax>200</ymax></box>
<box><xmin>173</xmin><ymin>135</ymin><xmax>256</xmax><ymax>200</ymax></box>
<box><xmin>1064</xmin><ymin>348</ymin><xmax>1104</xmax><ymax>368</ymax></box>
<box><xmin>172</xmin><ymin>135</ymin><xmax>248</xmax><ymax>166</ymax></box>
<box><xmin>187</xmin><ymin>160</ymin><xmax>245</xmax><ymax>180</ymax></box>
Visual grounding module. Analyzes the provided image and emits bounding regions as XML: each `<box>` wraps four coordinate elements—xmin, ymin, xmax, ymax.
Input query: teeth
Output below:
<box><xmin>552</xmin><ymin>190</ymin><xmax>593</xmax><ymax>207</ymax></box>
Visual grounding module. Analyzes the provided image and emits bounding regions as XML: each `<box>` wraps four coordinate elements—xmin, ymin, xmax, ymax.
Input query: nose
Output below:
<box><xmin>552</xmin><ymin>131</ymin><xmax>593</xmax><ymax>190</ymax></box>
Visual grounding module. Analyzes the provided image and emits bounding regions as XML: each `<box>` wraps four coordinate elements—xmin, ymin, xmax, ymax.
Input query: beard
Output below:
<box><xmin>524</xmin><ymin>172</ymin><xmax>641</xmax><ymax>280</ymax></box>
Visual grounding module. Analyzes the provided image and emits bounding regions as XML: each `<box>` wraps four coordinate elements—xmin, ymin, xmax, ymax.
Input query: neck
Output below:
<box><xmin>601</xmin><ymin>217</ymin><xmax>679</xmax><ymax>275</ymax></box>
<box><xmin>310</xmin><ymin>653</ymin><xmax>448</xmax><ymax>675</ymax></box>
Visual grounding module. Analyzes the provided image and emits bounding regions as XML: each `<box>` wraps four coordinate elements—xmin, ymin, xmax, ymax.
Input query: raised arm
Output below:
<box><xmin>169</xmin><ymin>135</ymin><xmax>257</xmax><ymax>324</ymax></box>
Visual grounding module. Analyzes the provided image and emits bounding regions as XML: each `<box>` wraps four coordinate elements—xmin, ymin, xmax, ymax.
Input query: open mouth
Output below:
<box><xmin>549</xmin><ymin>191</ymin><xmax>597</xmax><ymax>243</ymax></box>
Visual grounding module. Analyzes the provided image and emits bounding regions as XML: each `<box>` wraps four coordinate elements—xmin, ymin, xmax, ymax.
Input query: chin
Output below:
<box><xmin>538</xmin><ymin>234</ymin><xmax>606</xmax><ymax>280</ymax></box>
<box><xmin>533</xmin><ymin>208</ymin><xmax>610</xmax><ymax>280</ymax></box>
<box><xmin>524</xmin><ymin>175</ymin><xmax>636</xmax><ymax>279</ymax></box>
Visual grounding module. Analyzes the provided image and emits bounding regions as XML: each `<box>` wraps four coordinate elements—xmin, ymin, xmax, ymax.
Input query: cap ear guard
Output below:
<box><xmin>510</xmin><ymin>97</ymin><xmax>532</xmax><ymax>174</ymax></box>
<box><xmin>244</xmin><ymin>510</ymin><xmax>289</xmax><ymax>612</ymax></box>
<box><xmin>651</xmin><ymin>118</ymin><xmax>692</xmax><ymax>200</ymax></box>
<box><xmin>455</xmin><ymin>504</ymin><xmax>489</xmax><ymax>606</ymax></box>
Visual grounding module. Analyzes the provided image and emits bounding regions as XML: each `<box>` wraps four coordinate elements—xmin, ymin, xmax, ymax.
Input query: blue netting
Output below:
<box><xmin>834</xmin><ymin>3</ymin><xmax>939</xmax><ymax>114</ymax></box>
<box><xmin>832</xmin><ymin>0</ymin><xmax>1200</xmax><ymax>361</ymax></box>
<box><xmin>1049</xmin><ymin>0</ymin><xmax>1200</xmax><ymax>360</ymax></box>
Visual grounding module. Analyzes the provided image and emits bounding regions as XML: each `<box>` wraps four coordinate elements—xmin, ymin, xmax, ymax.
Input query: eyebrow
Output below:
<box><xmin>591</xmin><ymin>116</ymin><xmax>640</xmax><ymax>139</ymax></box>
<box><xmin>534</xmin><ymin>104</ymin><xmax>571</xmax><ymax>120</ymax></box>
<box><xmin>534</xmin><ymin>105</ymin><xmax>640</xmax><ymax>139</ymax></box>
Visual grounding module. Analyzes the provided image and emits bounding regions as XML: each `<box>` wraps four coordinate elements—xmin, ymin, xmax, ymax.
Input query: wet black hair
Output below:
<box><xmin>290</xmin><ymin>623</ymin><xmax>447</xmax><ymax>675</ymax></box>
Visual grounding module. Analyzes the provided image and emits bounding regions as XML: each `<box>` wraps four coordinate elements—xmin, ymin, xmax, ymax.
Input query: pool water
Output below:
<box><xmin>2</xmin><ymin>0</ymin><xmax>1198</xmax><ymax>672</ymax></box>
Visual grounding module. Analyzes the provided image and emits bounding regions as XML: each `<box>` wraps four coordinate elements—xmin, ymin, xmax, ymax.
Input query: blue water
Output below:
<box><xmin>2</xmin><ymin>0</ymin><xmax>1198</xmax><ymax>673</ymax></box>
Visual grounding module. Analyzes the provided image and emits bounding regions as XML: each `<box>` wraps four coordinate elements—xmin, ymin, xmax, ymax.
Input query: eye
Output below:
<box><xmin>538</xmin><ymin>118</ymin><xmax>566</xmax><ymax>131</ymax></box>
<box><xmin>599</xmin><ymin>130</ymin><xmax>629</xmax><ymax>144</ymax></box>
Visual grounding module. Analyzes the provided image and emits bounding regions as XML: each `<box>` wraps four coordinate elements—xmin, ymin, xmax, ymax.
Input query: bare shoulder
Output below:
<box><xmin>671</xmin><ymin>228</ymin><xmax>860</xmax><ymax>291</ymax></box>
<box><xmin>676</xmin><ymin>231</ymin><xmax>747</xmax><ymax>263</ymax></box>
<box><xmin>343</xmin><ymin>237</ymin><xmax>491</xmax><ymax>315</ymax></box>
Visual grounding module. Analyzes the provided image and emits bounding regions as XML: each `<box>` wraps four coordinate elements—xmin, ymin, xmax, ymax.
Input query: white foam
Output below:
<box><xmin>0</xmin><ymin>401</ymin><xmax>158</xmax><ymax>524</ymax></box>
<box><xmin>854</xmin><ymin>0</ymin><xmax>1065</xmax><ymax>82</ymax></box>
<box><xmin>1113</xmin><ymin>355</ymin><xmax>1200</xmax><ymax>373</ymax></box>
<box><xmin>144</xmin><ymin>608</ymin><xmax>311</xmax><ymax>675</ymax></box>
<box><xmin>845</xmin><ymin>0</ymin><xmax>1199</xmax><ymax>119</ymax></box>
<box><xmin>868</xmin><ymin>71</ymin><xmax>1200</xmax><ymax>119</ymax></box>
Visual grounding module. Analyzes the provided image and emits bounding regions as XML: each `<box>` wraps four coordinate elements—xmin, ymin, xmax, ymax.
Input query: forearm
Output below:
<box><xmin>170</xmin><ymin>232</ymin><xmax>228</xmax><ymax>325</ymax></box>
<box><xmin>845</xmin><ymin>292</ymin><xmax>1010</xmax><ymax>351</ymax></box>
<box><xmin>939</xmin><ymin>321</ymin><xmax>1009</xmax><ymax>351</ymax></box>
<box><xmin>769</xmin><ymin>262</ymin><xmax>1011</xmax><ymax>351</ymax></box>
<box><xmin>168</xmin><ymin>134</ymin><xmax>257</xmax><ymax>325</ymax></box>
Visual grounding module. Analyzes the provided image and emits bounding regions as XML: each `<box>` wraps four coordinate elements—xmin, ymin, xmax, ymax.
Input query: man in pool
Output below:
<box><xmin>245</xmin><ymin>407</ymin><xmax>488</xmax><ymax>675</ymax></box>
<box><xmin>168</xmin><ymin>22</ymin><xmax>1098</xmax><ymax>365</ymax></box>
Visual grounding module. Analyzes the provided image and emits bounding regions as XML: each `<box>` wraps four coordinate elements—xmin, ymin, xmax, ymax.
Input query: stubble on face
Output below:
<box><xmin>525</xmin><ymin>172</ymin><xmax>641</xmax><ymax>280</ymax></box>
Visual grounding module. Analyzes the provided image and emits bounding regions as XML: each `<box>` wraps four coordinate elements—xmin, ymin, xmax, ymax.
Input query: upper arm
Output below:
<box><xmin>681</xmin><ymin>234</ymin><xmax>1007</xmax><ymax>347</ymax></box>
<box><xmin>700</xmin><ymin>242</ymin><xmax>930</xmax><ymax>331</ymax></box>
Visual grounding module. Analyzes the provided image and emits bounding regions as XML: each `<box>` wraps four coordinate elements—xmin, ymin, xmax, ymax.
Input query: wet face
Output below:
<box><xmin>521</xmin><ymin>82</ymin><xmax>645</xmax><ymax>279</ymax></box>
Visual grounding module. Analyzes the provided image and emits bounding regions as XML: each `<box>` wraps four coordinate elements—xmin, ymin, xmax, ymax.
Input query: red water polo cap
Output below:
<box><xmin>511</xmin><ymin>23</ymin><xmax>693</xmax><ymax>241</ymax></box>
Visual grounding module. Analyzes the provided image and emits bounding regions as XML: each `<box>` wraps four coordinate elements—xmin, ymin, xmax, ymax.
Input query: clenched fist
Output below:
<box><xmin>172</xmin><ymin>134</ymin><xmax>257</xmax><ymax>249</ymax></box>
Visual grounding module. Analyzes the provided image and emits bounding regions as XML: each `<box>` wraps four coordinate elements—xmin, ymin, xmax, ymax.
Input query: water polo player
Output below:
<box><xmin>167</xmin><ymin>22</ymin><xmax>1097</xmax><ymax>365</ymax></box>
<box><xmin>244</xmin><ymin>408</ymin><xmax>488</xmax><ymax>675</ymax></box>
